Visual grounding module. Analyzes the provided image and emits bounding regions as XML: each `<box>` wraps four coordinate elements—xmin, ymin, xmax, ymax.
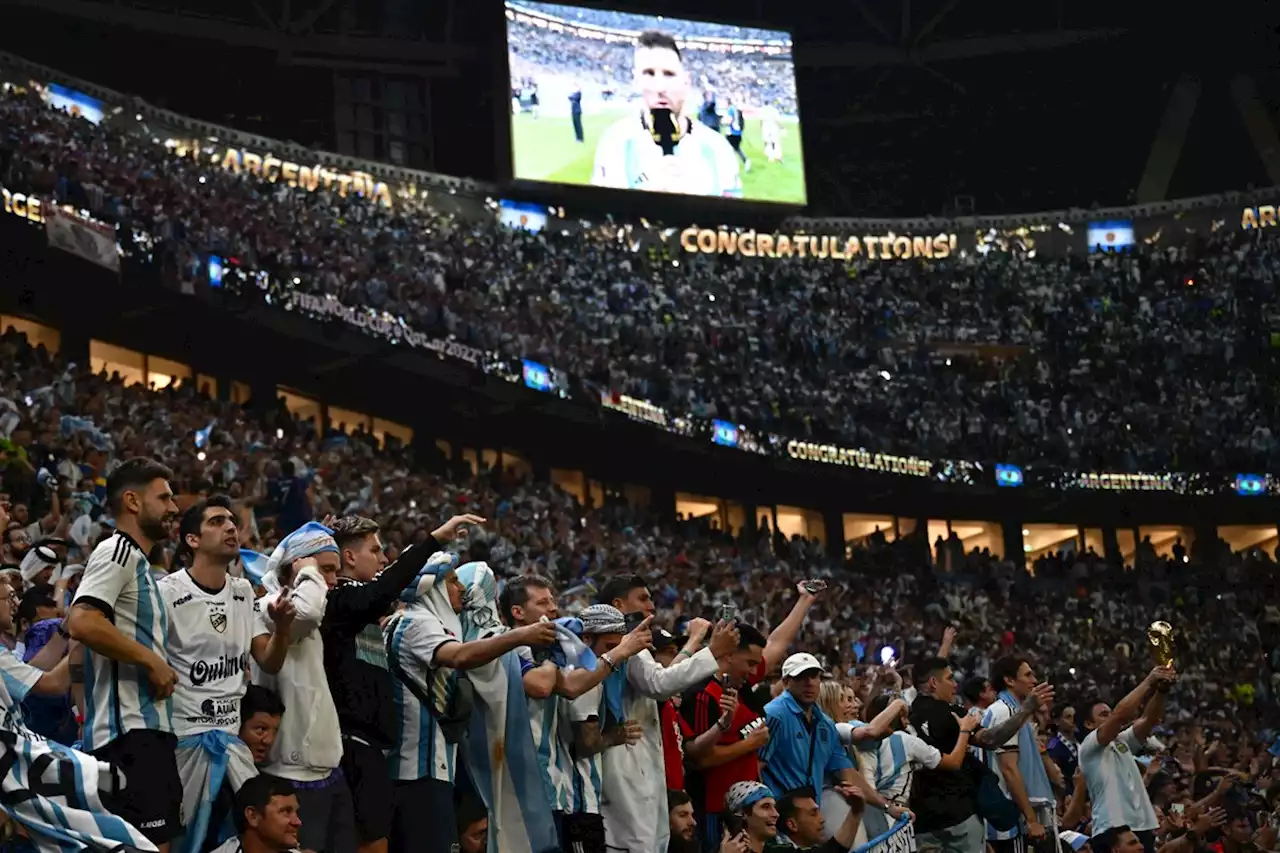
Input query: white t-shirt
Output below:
<box><xmin>158</xmin><ymin>570</ymin><xmax>264</xmax><ymax>736</ymax></box>
<box><xmin>1079</xmin><ymin>727</ymin><xmax>1159</xmax><ymax>834</ymax></box>
<box><xmin>73</xmin><ymin>532</ymin><xmax>173</xmax><ymax>750</ymax></box>
<box><xmin>386</xmin><ymin>610</ymin><xmax>458</xmax><ymax>783</ymax></box>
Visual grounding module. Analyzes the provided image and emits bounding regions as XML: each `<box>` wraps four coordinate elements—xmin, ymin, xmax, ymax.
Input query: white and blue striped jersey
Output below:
<box><xmin>1078</xmin><ymin>727</ymin><xmax>1159</xmax><ymax>834</ymax></box>
<box><xmin>386</xmin><ymin>611</ymin><xmax>457</xmax><ymax>783</ymax></box>
<box><xmin>591</xmin><ymin>113</ymin><xmax>743</xmax><ymax>198</ymax></box>
<box><xmin>861</xmin><ymin>730</ymin><xmax>943</xmax><ymax>805</ymax></box>
<box><xmin>73</xmin><ymin>531</ymin><xmax>173</xmax><ymax>750</ymax></box>
<box><xmin>980</xmin><ymin>699</ymin><xmax>1023</xmax><ymax>841</ymax></box>
<box><xmin>0</xmin><ymin>647</ymin><xmax>42</xmax><ymax>717</ymax></box>
<box><xmin>568</xmin><ymin>684</ymin><xmax>604</xmax><ymax>815</ymax></box>
<box><xmin>517</xmin><ymin>648</ymin><xmax>575</xmax><ymax>813</ymax></box>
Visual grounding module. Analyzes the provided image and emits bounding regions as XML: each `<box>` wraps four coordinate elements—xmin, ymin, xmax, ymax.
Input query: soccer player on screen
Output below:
<box><xmin>591</xmin><ymin>30</ymin><xmax>742</xmax><ymax>198</ymax></box>
<box><xmin>761</xmin><ymin>105</ymin><xmax>782</xmax><ymax>163</ymax></box>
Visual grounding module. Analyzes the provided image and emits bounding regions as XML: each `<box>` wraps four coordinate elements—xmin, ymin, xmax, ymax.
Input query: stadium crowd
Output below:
<box><xmin>506</xmin><ymin>17</ymin><xmax>800</xmax><ymax>116</ymax></box>
<box><xmin>4</xmin><ymin>81</ymin><xmax>1280</xmax><ymax>475</ymax></box>
<box><xmin>4</xmin><ymin>79</ymin><xmax>1278</xmax><ymax>476</ymax></box>
<box><xmin>0</xmin><ymin>322</ymin><xmax>1278</xmax><ymax>853</ymax></box>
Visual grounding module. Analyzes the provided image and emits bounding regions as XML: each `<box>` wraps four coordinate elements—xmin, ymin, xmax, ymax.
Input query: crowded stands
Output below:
<box><xmin>3</xmin><ymin>76</ymin><xmax>1278</xmax><ymax>476</ymax></box>
<box><xmin>1</xmin><ymin>56</ymin><xmax>1280</xmax><ymax>853</ymax></box>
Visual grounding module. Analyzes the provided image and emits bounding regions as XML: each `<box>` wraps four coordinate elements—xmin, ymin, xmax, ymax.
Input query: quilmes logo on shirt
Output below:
<box><xmin>190</xmin><ymin>652</ymin><xmax>250</xmax><ymax>686</ymax></box>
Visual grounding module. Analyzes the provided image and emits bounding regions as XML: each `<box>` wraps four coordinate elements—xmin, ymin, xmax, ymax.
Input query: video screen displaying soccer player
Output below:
<box><xmin>506</xmin><ymin>2</ymin><xmax>806</xmax><ymax>205</ymax></box>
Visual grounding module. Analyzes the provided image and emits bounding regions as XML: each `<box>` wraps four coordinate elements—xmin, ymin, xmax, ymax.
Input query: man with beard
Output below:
<box><xmin>3</xmin><ymin>522</ymin><xmax>30</xmax><ymax>565</ymax></box>
<box><xmin>594</xmin><ymin>574</ymin><xmax>741</xmax><ymax>853</ymax></box>
<box><xmin>66</xmin><ymin>457</ymin><xmax>184</xmax><ymax>852</ymax></box>
<box><xmin>323</xmin><ymin>512</ymin><xmax>483</xmax><ymax>853</ymax></box>
<box><xmin>668</xmin><ymin>790</ymin><xmax>699</xmax><ymax>853</ymax></box>
<box><xmin>161</xmin><ymin>496</ymin><xmax>297</xmax><ymax>853</ymax></box>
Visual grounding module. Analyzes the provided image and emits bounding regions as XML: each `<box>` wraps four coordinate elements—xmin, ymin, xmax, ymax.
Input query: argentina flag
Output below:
<box><xmin>0</xmin><ymin>701</ymin><xmax>156</xmax><ymax>852</ymax></box>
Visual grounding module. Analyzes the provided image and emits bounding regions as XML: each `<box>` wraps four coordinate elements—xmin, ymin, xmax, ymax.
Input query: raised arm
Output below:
<box><xmin>1131</xmin><ymin>672</ymin><xmax>1172</xmax><ymax>742</ymax></box>
<box><xmin>850</xmin><ymin>698</ymin><xmax>907</xmax><ymax>743</ymax></box>
<box><xmin>1096</xmin><ymin>667</ymin><xmax>1172</xmax><ymax>747</ymax></box>
<box><xmin>556</xmin><ymin>617</ymin><xmax>653</xmax><ymax>700</ymax></box>
<box><xmin>760</xmin><ymin>583</ymin><xmax>818</xmax><ymax>671</ymax></box>
<box><xmin>436</xmin><ymin>622</ymin><xmax>557</xmax><ymax>671</ymax></box>
<box><xmin>972</xmin><ymin>683</ymin><xmax>1054</xmax><ymax>750</ymax></box>
<box><xmin>626</xmin><ymin>621</ymin><xmax>737</xmax><ymax>701</ymax></box>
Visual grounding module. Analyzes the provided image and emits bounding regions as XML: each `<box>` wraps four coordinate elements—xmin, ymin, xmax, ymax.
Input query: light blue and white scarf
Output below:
<box><xmin>174</xmin><ymin>730</ymin><xmax>256</xmax><ymax>853</ymax></box>
<box><xmin>992</xmin><ymin>690</ymin><xmax>1055</xmax><ymax>804</ymax></box>
<box><xmin>452</xmin><ymin>561</ymin><xmax>560</xmax><ymax>853</ymax></box>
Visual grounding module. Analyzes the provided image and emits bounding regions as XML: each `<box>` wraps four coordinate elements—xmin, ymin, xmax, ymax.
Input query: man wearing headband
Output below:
<box><xmin>324</xmin><ymin>512</ymin><xmax>483</xmax><ymax>853</ymax></box>
<box><xmin>65</xmin><ymin>457</ymin><xmax>184</xmax><ymax>852</ymax></box>
<box><xmin>251</xmin><ymin>521</ymin><xmax>352</xmax><ymax>853</ymax></box>
<box><xmin>557</xmin><ymin>603</ymin><xmax>647</xmax><ymax>853</ymax></box>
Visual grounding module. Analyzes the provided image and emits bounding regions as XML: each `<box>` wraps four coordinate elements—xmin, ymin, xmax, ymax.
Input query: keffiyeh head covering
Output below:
<box><xmin>725</xmin><ymin>781</ymin><xmax>774</xmax><ymax>814</ymax></box>
<box><xmin>261</xmin><ymin>521</ymin><xmax>338</xmax><ymax>592</ymax></box>
<box><xmin>579</xmin><ymin>604</ymin><xmax>626</xmax><ymax>636</ymax></box>
<box><xmin>20</xmin><ymin>545</ymin><xmax>59</xmax><ymax>587</ymax></box>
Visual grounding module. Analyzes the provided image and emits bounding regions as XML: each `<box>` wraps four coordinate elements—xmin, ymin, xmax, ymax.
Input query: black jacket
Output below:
<box><xmin>320</xmin><ymin>536</ymin><xmax>440</xmax><ymax>750</ymax></box>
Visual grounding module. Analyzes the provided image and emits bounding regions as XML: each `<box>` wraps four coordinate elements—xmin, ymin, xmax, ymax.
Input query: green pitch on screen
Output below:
<box><xmin>512</xmin><ymin>111</ymin><xmax>807</xmax><ymax>205</ymax></box>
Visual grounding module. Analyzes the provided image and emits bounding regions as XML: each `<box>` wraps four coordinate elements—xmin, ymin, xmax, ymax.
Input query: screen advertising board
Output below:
<box><xmin>505</xmin><ymin>1</ymin><xmax>806</xmax><ymax>205</ymax></box>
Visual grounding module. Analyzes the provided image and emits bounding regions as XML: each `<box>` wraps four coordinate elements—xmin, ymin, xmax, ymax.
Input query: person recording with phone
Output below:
<box><xmin>591</xmin><ymin>30</ymin><xmax>742</xmax><ymax>198</ymax></box>
<box><xmin>594</xmin><ymin>574</ymin><xmax>742</xmax><ymax>853</ymax></box>
<box><xmin>682</xmin><ymin>581</ymin><xmax>824</xmax><ymax>851</ymax></box>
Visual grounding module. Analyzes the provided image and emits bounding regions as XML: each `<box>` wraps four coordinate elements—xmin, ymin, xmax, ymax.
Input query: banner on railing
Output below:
<box><xmin>44</xmin><ymin>208</ymin><xmax>118</xmax><ymax>272</ymax></box>
<box><xmin>287</xmin><ymin>293</ymin><xmax>484</xmax><ymax>366</ymax></box>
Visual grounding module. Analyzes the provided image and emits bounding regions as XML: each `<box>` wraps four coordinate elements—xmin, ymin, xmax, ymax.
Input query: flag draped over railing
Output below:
<box><xmin>0</xmin><ymin>724</ymin><xmax>158</xmax><ymax>853</ymax></box>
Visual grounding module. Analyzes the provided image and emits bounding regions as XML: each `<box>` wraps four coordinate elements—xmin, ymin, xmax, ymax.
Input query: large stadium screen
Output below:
<box><xmin>505</xmin><ymin>2</ymin><xmax>806</xmax><ymax>205</ymax></box>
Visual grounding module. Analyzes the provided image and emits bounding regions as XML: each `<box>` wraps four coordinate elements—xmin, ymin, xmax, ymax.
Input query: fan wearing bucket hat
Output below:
<box><xmin>760</xmin><ymin>654</ymin><xmax>889</xmax><ymax>813</ymax></box>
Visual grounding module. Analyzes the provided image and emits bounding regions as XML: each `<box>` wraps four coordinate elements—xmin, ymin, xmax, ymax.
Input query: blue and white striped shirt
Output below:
<box><xmin>517</xmin><ymin>648</ymin><xmax>575</xmax><ymax>813</ymax></box>
<box><xmin>387</xmin><ymin>612</ymin><xmax>456</xmax><ymax>783</ymax></box>
<box><xmin>568</xmin><ymin>684</ymin><xmax>605</xmax><ymax>815</ymax></box>
<box><xmin>73</xmin><ymin>531</ymin><xmax>173</xmax><ymax>750</ymax></box>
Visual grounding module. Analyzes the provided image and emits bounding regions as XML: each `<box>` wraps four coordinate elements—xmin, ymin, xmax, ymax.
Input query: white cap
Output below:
<box><xmin>781</xmin><ymin>652</ymin><xmax>826</xmax><ymax>679</ymax></box>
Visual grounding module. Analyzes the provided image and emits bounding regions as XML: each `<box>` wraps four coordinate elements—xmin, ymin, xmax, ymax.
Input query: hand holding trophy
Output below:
<box><xmin>1147</xmin><ymin>621</ymin><xmax>1177</xmax><ymax>692</ymax></box>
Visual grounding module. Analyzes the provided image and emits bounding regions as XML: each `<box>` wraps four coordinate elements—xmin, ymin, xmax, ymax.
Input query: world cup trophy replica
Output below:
<box><xmin>1148</xmin><ymin>621</ymin><xmax>1175</xmax><ymax>667</ymax></box>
